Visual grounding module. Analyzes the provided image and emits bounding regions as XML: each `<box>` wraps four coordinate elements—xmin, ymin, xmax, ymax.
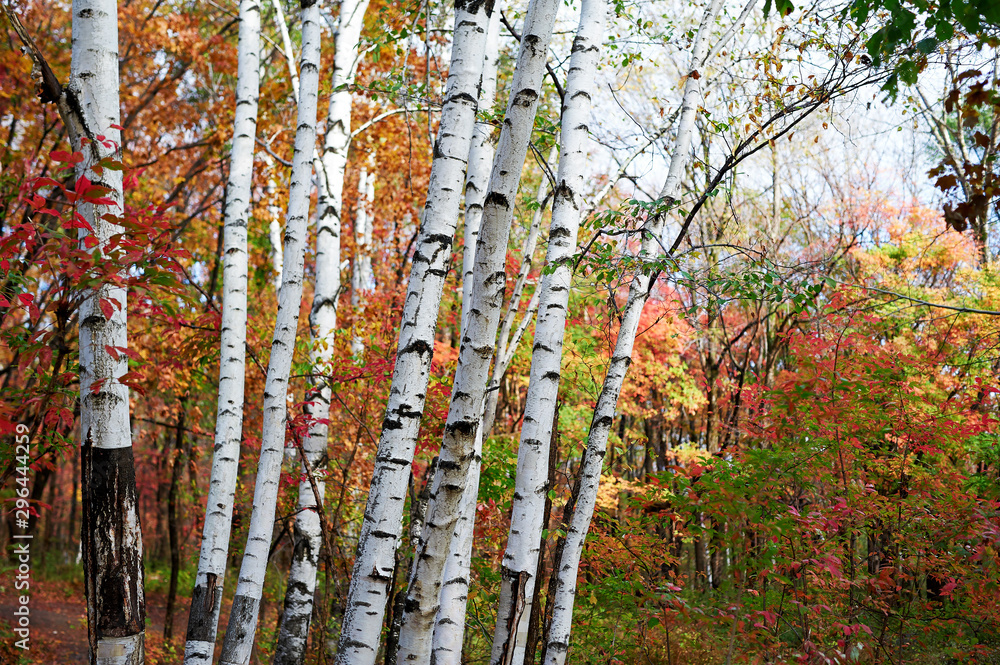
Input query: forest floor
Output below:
<box><xmin>0</xmin><ymin>580</ymin><xmax>237</xmax><ymax>664</ymax></box>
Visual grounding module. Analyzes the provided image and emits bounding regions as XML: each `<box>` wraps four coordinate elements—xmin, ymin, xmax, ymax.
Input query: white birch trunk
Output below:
<box><xmin>429</xmin><ymin>10</ymin><xmax>502</xmax><ymax>661</ymax></box>
<box><xmin>183</xmin><ymin>4</ymin><xmax>261</xmax><ymax>663</ymax></box>
<box><xmin>395</xmin><ymin>2</ymin><xmax>561</xmax><ymax>662</ymax></box>
<box><xmin>542</xmin><ymin>2</ymin><xmax>727</xmax><ymax>662</ymax></box>
<box><xmin>268</xmin><ymin>176</ymin><xmax>285</xmax><ymax>292</ymax></box>
<box><xmin>480</xmin><ymin>142</ymin><xmax>555</xmax><ymax>440</ymax></box>
<box><xmin>69</xmin><ymin>2</ymin><xmax>145</xmax><ymax>663</ymax></box>
<box><xmin>333</xmin><ymin>3</ymin><xmax>494</xmax><ymax>662</ymax></box>
<box><xmin>489</xmin><ymin>3</ymin><xmax>605</xmax><ymax>663</ymax></box>
<box><xmin>267</xmin><ymin>0</ymin><xmax>299</xmax><ymax>296</ymax></box>
<box><xmin>216</xmin><ymin>3</ymin><xmax>321</xmax><ymax>663</ymax></box>
<box><xmin>272</xmin><ymin>0</ymin><xmax>372</xmax><ymax>662</ymax></box>
<box><xmin>459</xmin><ymin>5</ymin><xmax>502</xmax><ymax>335</ymax></box>
<box><xmin>351</xmin><ymin>153</ymin><xmax>376</xmax><ymax>356</ymax></box>
<box><xmin>429</xmin><ymin>146</ymin><xmax>552</xmax><ymax>665</ymax></box>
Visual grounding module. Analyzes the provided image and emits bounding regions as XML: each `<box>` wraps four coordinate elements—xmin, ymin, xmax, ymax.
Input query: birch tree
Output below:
<box><xmin>215</xmin><ymin>2</ymin><xmax>321</xmax><ymax>663</ymax></box>
<box><xmin>540</xmin><ymin>2</ymin><xmax>749</xmax><ymax>662</ymax></box>
<box><xmin>332</xmin><ymin>3</ymin><xmax>495</xmax><ymax>662</ymax></box>
<box><xmin>65</xmin><ymin>1</ymin><xmax>147</xmax><ymax>662</ymax></box>
<box><xmin>459</xmin><ymin>4</ymin><xmax>503</xmax><ymax>333</ymax></box>
<box><xmin>270</xmin><ymin>0</ymin><xmax>371</xmax><ymax>661</ymax></box>
<box><xmin>394</xmin><ymin>2</ymin><xmax>561</xmax><ymax>661</ymax></box>
<box><xmin>480</xmin><ymin>143</ymin><xmax>555</xmax><ymax>439</ymax></box>
<box><xmin>351</xmin><ymin>152</ymin><xmax>376</xmax><ymax>356</ymax></box>
<box><xmin>431</xmin><ymin>149</ymin><xmax>556</xmax><ymax>665</ymax></box>
<box><xmin>429</xmin><ymin>12</ymin><xmax>502</xmax><ymax>661</ymax></box>
<box><xmin>488</xmin><ymin>3</ymin><xmax>605</xmax><ymax>663</ymax></box>
<box><xmin>182</xmin><ymin>3</ymin><xmax>261</xmax><ymax>662</ymax></box>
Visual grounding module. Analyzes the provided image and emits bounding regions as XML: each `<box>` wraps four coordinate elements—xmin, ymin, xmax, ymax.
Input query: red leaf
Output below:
<box><xmin>104</xmin><ymin>345</ymin><xmax>120</xmax><ymax>361</ymax></box>
<box><xmin>50</xmin><ymin>150</ymin><xmax>83</xmax><ymax>164</ymax></box>
<box><xmin>17</xmin><ymin>293</ymin><xmax>33</xmax><ymax>306</ymax></box>
<box><xmin>98</xmin><ymin>298</ymin><xmax>115</xmax><ymax>319</ymax></box>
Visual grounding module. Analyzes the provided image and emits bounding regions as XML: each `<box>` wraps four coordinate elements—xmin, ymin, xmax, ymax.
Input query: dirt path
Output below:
<box><xmin>0</xmin><ymin>580</ymin><xmax>255</xmax><ymax>664</ymax></box>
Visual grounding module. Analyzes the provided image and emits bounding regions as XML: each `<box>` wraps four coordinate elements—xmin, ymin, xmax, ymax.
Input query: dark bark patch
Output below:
<box><xmin>82</xmin><ymin>441</ymin><xmax>145</xmax><ymax>642</ymax></box>
<box><xmin>218</xmin><ymin>594</ymin><xmax>261</xmax><ymax>662</ymax></box>
<box><xmin>186</xmin><ymin>579</ymin><xmax>223</xmax><ymax>642</ymax></box>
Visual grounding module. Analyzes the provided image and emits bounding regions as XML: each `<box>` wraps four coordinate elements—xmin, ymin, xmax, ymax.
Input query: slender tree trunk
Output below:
<box><xmin>459</xmin><ymin>4</ymin><xmax>503</xmax><ymax>333</ymax></box>
<box><xmin>351</xmin><ymin>152</ymin><xmax>376</xmax><ymax>356</ymax></box>
<box><xmin>268</xmin><ymin>176</ymin><xmax>285</xmax><ymax>291</ymax></box>
<box><xmin>271</xmin><ymin>2</ymin><xmax>371</xmax><ymax>663</ymax></box>
<box><xmin>480</xmin><ymin>142</ymin><xmax>555</xmax><ymax>440</ymax></box>
<box><xmin>165</xmin><ymin>408</ymin><xmax>186</xmax><ymax>641</ymax></box>
<box><xmin>523</xmin><ymin>405</ymin><xmax>559</xmax><ymax>665</ymax></box>
<box><xmin>333</xmin><ymin>3</ymin><xmax>494</xmax><ymax>662</ymax></box>
<box><xmin>217</xmin><ymin>3</ymin><xmax>321</xmax><ymax>663</ymax></box>
<box><xmin>396</xmin><ymin>2</ymin><xmax>560</xmax><ymax>661</ymax></box>
<box><xmin>67</xmin><ymin>1</ymin><xmax>146</xmax><ymax>662</ymax></box>
<box><xmin>183</xmin><ymin>3</ymin><xmax>260</xmax><ymax>663</ymax></box>
<box><xmin>432</xmin><ymin>4</ymin><xmax>509</xmax><ymax>618</ymax></box>
<box><xmin>489</xmin><ymin>3</ymin><xmax>599</xmax><ymax>663</ymax></box>
<box><xmin>541</xmin><ymin>2</ymin><xmax>730</xmax><ymax>662</ymax></box>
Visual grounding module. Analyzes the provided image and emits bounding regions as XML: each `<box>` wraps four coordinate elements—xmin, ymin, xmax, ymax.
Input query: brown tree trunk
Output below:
<box><xmin>164</xmin><ymin>405</ymin><xmax>186</xmax><ymax>641</ymax></box>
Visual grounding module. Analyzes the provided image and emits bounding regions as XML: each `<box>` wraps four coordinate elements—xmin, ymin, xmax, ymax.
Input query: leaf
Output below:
<box><xmin>17</xmin><ymin>293</ymin><xmax>33</xmax><ymax>306</ymax></box>
<box><xmin>50</xmin><ymin>150</ymin><xmax>83</xmax><ymax>164</ymax></box>
<box><xmin>99</xmin><ymin>298</ymin><xmax>115</xmax><ymax>319</ymax></box>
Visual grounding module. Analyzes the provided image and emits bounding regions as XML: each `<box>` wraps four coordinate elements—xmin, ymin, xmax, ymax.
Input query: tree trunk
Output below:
<box><xmin>541</xmin><ymin>1</ymin><xmax>729</xmax><ymax>662</ymax></box>
<box><xmin>164</xmin><ymin>408</ymin><xmax>186</xmax><ymax>641</ymax></box>
<box><xmin>183</xmin><ymin>2</ymin><xmax>261</xmax><ymax>663</ymax></box>
<box><xmin>396</xmin><ymin>2</ymin><xmax>560</xmax><ymax>662</ymax></box>
<box><xmin>270</xmin><ymin>2</ymin><xmax>372</xmax><ymax>663</ymax></box>
<box><xmin>333</xmin><ymin>3</ymin><xmax>494</xmax><ymax>663</ymax></box>
<box><xmin>459</xmin><ymin>4</ymin><xmax>503</xmax><ymax>334</ymax></box>
<box><xmin>480</xmin><ymin>142</ymin><xmax>555</xmax><ymax>440</ymax></box>
<box><xmin>217</xmin><ymin>3</ymin><xmax>321</xmax><ymax>663</ymax></box>
<box><xmin>490</xmin><ymin>2</ymin><xmax>599</xmax><ymax>663</ymax></box>
<box><xmin>351</xmin><ymin>152</ymin><xmax>376</xmax><ymax>356</ymax></box>
<box><xmin>68</xmin><ymin>1</ymin><xmax>146</xmax><ymax>662</ymax></box>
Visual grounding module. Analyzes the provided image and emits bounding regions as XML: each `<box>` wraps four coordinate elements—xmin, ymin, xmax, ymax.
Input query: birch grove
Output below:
<box><xmin>488</xmin><ymin>3</ymin><xmax>605</xmax><ymax>662</ymax></box>
<box><xmin>4</xmin><ymin>0</ymin><xmax>967</xmax><ymax>662</ymax></box>
<box><xmin>394</xmin><ymin>1</ymin><xmax>560</xmax><ymax>659</ymax></box>
<box><xmin>68</xmin><ymin>1</ymin><xmax>146</xmax><ymax>662</ymax></box>
<box><xmin>332</xmin><ymin>3</ymin><xmax>495</xmax><ymax>662</ymax></box>
<box><xmin>182</xmin><ymin>3</ymin><xmax>261</xmax><ymax>662</ymax></box>
<box><xmin>216</xmin><ymin>2</ymin><xmax>321</xmax><ymax>662</ymax></box>
<box><xmin>271</xmin><ymin>0</ymin><xmax>371</xmax><ymax>661</ymax></box>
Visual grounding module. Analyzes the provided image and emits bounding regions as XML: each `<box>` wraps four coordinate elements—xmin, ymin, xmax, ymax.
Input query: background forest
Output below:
<box><xmin>0</xmin><ymin>0</ymin><xmax>999</xmax><ymax>663</ymax></box>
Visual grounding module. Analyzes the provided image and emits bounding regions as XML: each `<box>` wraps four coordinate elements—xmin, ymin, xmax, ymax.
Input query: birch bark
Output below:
<box><xmin>429</xmin><ymin>12</ymin><xmax>502</xmax><ymax>661</ymax></box>
<box><xmin>489</xmin><ymin>3</ymin><xmax>605</xmax><ymax>663</ymax></box>
<box><xmin>272</xmin><ymin>1</ymin><xmax>371</xmax><ymax>662</ymax></box>
<box><xmin>430</xmin><ymin>149</ymin><xmax>553</xmax><ymax>665</ymax></box>
<box><xmin>480</xmin><ymin>143</ymin><xmax>555</xmax><ymax>440</ymax></box>
<box><xmin>395</xmin><ymin>2</ymin><xmax>561</xmax><ymax>661</ymax></box>
<box><xmin>70</xmin><ymin>2</ymin><xmax>145</xmax><ymax>663</ymax></box>
<box><xmin>333</xmin><ymin>3</ymin><xmax>494</xmax><ymax>663</ymax></box>
<box><xmin>272</xmin><ymin>0</ymin><xmax>371</xmax><ymax>659</ymax></box>
<box><xmin>216</xmin><ymin>3</ymin><xmax>321</xmax><ymax>663</ymax></box>
<box><xmin>541</xmin><ymin>2</ymin><xmax>731</xmax><ymax>663</ymax></box>
<box><xmin>183</xmin><ymin>3</ymin><xmax>260</xmax><ymax>663</ymax></box>
<box><xmin>268</xmin><ymin>175</ymin><xmax>284</xmax><ymax>291</ymax></box>
<box><xmin>459</xmin><ymin>5</ymin><xmax>502</xmax><ymax>333</ymax></box>
<box><xmin>351</xmin><ymin>153</ymin><xmax>376</xmax><ymax>356</ymax></box>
